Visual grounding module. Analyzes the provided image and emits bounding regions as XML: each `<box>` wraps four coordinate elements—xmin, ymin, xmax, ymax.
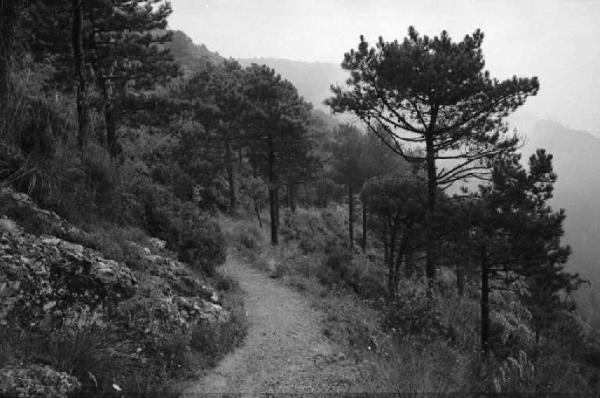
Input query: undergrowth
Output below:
<box><xmin>221</xmin><ymin>207</ymin><xmax>598</xmax><ymax>394</ymax></box>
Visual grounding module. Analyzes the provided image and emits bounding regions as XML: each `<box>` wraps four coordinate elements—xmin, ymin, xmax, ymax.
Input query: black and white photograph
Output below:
<box><xmin>1</xmin><ymin>0</ymin><xmax>600</xmax><ymax>396</ymax></box>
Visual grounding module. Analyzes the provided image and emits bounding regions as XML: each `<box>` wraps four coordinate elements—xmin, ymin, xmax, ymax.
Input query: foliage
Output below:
<box><xmin>361</xmin><ymin>175</ymin><xmax>427</xmax><ymax>292</ymax></box>
<box><xmin>280</xmin><ymin>207</ymin><xmax>344</xmax><ymax>254</ymax></box>
<box><xmin>170</xmin><ymin>203</ymin><xmax>226</xmax><ymax>275</ymax></box>
<box><xmin>242</xmin><ymin>63</ymin><xmax>316</xmax><ymax>244</ymax></box>
<box><xmin>384</xmin><ymin>279</ymin><xmax>448</xmax><ymax>343</ymax></box>
<box><xmin>327</xmin><ymin>26</ymin><xmax>539</xmax><ymax>282</ymax></box>
<box><xmin>25</xmin><ymin>0</ymin><xmax>180</xmax><ymax>155</ymax></box>
<box><xmin>0</xmin><ymin>364</ymin><xmax>81</xmax><ymax>398</ymax></box>
<box><xmin>1</xmin><ymin>3</ymin><xmax>597</xmax><ymax>393</ymax></box>
<box><xmin>190</xmin><ymin>289</ymin><xmax>247</xmax><ymax>367</ymax></box>
<box><xmin>327</xmin><ymin>26</ymin><xmax>538</xmax><ymax>189</ymax></box>
<box><xmin>469</xmin><ymin>149</ymin><xmax>582</xmax><ymax>352</ymax></box>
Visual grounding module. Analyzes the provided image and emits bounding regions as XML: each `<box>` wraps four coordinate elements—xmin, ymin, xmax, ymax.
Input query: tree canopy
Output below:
<box><xmin>327</xmin><ymin>26</ymin><xmax>539</xmax><ymax>281</ymax></box>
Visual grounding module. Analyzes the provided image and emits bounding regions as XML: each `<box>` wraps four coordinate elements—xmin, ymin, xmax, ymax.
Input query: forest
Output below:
<box><xmin>1</xmin><ymin>0</ymin><xmax>599</xmax><ymax>396</ymax></box>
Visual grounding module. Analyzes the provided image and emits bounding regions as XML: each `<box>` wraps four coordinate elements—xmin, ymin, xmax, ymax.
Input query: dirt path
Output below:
<box><xmin>182</xmin><ymin>255</ymin><xmax>363</xmax><ymax>395</ymax></box>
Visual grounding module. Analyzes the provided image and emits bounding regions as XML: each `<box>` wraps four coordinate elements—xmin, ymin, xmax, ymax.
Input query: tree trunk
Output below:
<box><xmin>394</xmin><ymin>230</ymin><xmax>409</xmax><ymax>290</ymax></box>
<box><xmin>0</xmin><ymin>0</ymin><xmax>19</xmax><ymax>139</ymax></box>
<box><xmin>255</xmin><ymin>200</ymin><xmax>263</xmax><ymax>228</ymax></box>
<box><xmin>425</xmin><ymin>130</ymin><xmax>437</xmax><ymax>283</ymax></box>
<box><xmin>386</xmin><ymin>229</ymin><xmax>395</xmax><ymax>298</ymax></box>
<box><xmin>269</xmin><ymin>186</ymin><xmax>279</xmax><ymax>244</ymax></box>
<box><xmin>348</xmin><ymin>184</ymin><xmax>354</xmax><ymax>249</ymax></box>
<box><xmin>481</xmin><ymin>250</ymin><xmax>490</xmax><ymax>355</ymax></box>
<box><xmin>386</xmin><ymin>216</ymin><xmax>399</xmax><ymax>298</ymax></box>
<box><xmin>383</xmin><ymin>222</ymin><xmax>389</xmax><ymax>268</ymax></box>
<box><xmin>456</xmin><ymin>263</ymin><xmax>464</xmax><ymax>296</ymax></box>
<box><xmin>72</xmin><ymin>0</ymin><xmax>88</xmax><ymax>153</ymax></box>
<box><xmin>99</xmin><ymin>76</ymin><xmax>118</xmax><ymax>157</ymax></box>
<box><xmin>361</xmin><ymin>204</ymin><xmax>367</xmax><ymax>252</ymax></box>
<box><xmin>268</xmin><ymin>131</ymin><xmax>278</xmax><ymax>245</ymax></box>
<box><xmin>405</xmin><ymin>246</ymin><xmax>415</xmax><ymax>278</ymax></box>
<box><xmin>289</xmin><ymin>183</ymin><xmax>296</xmax><ymax>213</ymax></box>
<box><xmin>275</xmin><ymin>184</ymin><xmax>280</xmax><ymax>235</ymax></box>
<box><xmin>224</xmin><ymin>133</ymin><xmax>236</xmax><ymax>214</ymax></box>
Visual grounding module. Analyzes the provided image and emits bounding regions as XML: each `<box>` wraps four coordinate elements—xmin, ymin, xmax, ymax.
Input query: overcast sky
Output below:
<box><xmin>168</xmin><ymin>0</ymin><xmax>600</xmax><ymax>134</ymax></box>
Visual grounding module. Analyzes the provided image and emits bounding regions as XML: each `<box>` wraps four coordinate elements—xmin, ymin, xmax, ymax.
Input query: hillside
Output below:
<box><xmin>168</xmin><ymin>30</ymin><xmax>224</xmax><ymax>75</ymax></box>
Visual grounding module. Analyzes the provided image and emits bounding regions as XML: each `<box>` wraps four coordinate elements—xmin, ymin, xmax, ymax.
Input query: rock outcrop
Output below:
<box><xmin>0</xmin><ymin>187</ymin><xmax>228</xmax><ymax>394</ymax></box>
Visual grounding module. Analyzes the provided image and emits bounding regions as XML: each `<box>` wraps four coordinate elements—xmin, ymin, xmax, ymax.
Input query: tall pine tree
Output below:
<box><xmin>242</xmin><ymin>64</ymin><xmax>313</xmax><ymax>245</ymax></box>
<box><xmin>472</xmin><ymin>149</ymin><xmax>581</xmax><ymax>354</ymax></box>
<box><xmin>25</xmin><ymin>0</ymin><xmax>180</xmax><ymax>155</ymax></box>
<box><xmin>326</xmin><ymin>27</ymin><xmax>539</xmax><ymax>283</ymax></box>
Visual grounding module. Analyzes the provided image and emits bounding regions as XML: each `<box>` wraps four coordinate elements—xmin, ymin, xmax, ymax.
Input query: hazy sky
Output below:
<box><xmin>169</xmin><ymin>0</ymin><xmax>600</xmax><ymax>134</ymax></box>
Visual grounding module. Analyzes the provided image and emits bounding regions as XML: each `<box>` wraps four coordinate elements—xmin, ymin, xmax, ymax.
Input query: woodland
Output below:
<box><xmin>0</xmin><ymin>0</ymin><xmax>599</xmax><ymax>396</ymax></box>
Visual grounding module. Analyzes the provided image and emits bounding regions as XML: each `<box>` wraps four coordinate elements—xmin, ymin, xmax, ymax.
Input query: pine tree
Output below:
<box><xmin>330</xmin><ymin>124</ymin><xmax>366</xmax><ymax>249</ymax></box>
<box><xmin>178</xmin><ymin>60</ymin><xmax>246</xmax><ymax>213</ymax></box>
<box><xmin>25</xmin><ymin>0</ymin><xmax>180</xmax><ymax>156</ymax></box>
<box><xmin>361</xmin><ymin>175</ymin><xmax>427</xmax><ymax>296</ymax></box>
<box><xmin>358</xmin><ymin>129</ymin><xmax>406</xmax><ymax>251</ymax></box>
<box><xmin>242</xmin><ymin>64</ymin><xmax>313</xmax><ymax>245</ymax></box>
<box><xmin>326</xmin><ymin>27</ymin><xmax>539</xmax><ymax>282</ymax></box>
<box><xmin>473</xmin><ymin>149</ymin><xmax>581</xmax><ymax>354</ymax></box>
<box><xmin>71</xmin><ymin>0</ymin><xmax>88</xmax><ymax>152</ymax></box>
<box><xmin>0</xmin><ymin>0</ymin><xmax>25</xmax><ymax>138</ymax></box>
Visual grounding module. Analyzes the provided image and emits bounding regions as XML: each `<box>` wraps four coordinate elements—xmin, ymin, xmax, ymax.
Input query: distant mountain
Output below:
<box><xmin>512</xmin><ymin>115</ymin><xmax>600</xmax><ymax>322</ymax></box>
<box><xmin>514</xmin><ymin>115</ymin><xmax>600</xmax><ymax>276</ymax></box>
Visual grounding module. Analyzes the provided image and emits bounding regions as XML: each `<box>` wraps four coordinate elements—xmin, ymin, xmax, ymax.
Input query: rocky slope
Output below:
<box><xmin>0</xmin><ymin>187</ymin><xmax>227</xmax><ymax>396</ymax></box>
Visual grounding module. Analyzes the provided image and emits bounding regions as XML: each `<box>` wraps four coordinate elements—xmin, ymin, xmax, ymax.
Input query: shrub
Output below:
<box><xmin>190</xmin><ymin>293</ymin><xmax>247</xmax><ymax>366</ymax></box>
<box><xmin>279</xmin><ymin>208</ymin><xmax>345</xmax><ymax>255</ymax></box>
<box><xmin>172</xmin><ymin>203</ymin><xmax>226</xmax><ymax>276</ymax></box>
<box><xmin>153</xmin><ymin>332</ymin><xmax>193</xmax><ymax>376</ymax></box>
<box><xmin>316</xmin><ymin>248</ymin><xmax>365</xmax><ymax>294</ymax></box>
<box><xmin>0</xmin><ymin>364</ymin><xmax>81</xmax><ymax>398</ymax></box>
<box><xmin>45</xmin><ymin>325</ymin><xmax>111</xmax><ymax>392</ymax></box>
<box><xmin>384</xmin><ymin>280</ymin><xmax>448</xmax><ymax>343</ymax></box>
<box><xmin>140</xmin><ymin>188</ymin><xmax>226</xmax><ymax>275</ymax></box>
<box><xmin>233</xmin><ymin>224</ymin><xmax>263</xmax><ymax>251</ymax></box>
<box><xmin>80</xmin><ymin>225</ymin><xmax>152</xmax><ymax>270</ymax></box>
<box><xmin>319</xmin><ymin>294</ymin><xmax>382</xmax><ymax>350</ymax></box>
<box><xmin>212</xmin><ymin>272</ymin><xmax>239</xmax><ymax>292</ymax></box>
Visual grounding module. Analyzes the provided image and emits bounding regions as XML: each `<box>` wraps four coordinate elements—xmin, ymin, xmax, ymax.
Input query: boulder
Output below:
<box><xmin>0</xmin><ymin>223</ymin><xmax>137</xmax><ymax>327</ymax></box>
<box><xmin>0</xmin><ymin>187</ymin><xmax>85</xmax><ymax>240</ymax></box>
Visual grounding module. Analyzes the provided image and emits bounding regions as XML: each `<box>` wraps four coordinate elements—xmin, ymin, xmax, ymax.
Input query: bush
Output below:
<box><xmin>320</xmin><ymin>248</ymin><xmax>353</xmax><ymax>278</ymax></box>
<box><xmin>80</xmin><ymin>225</ymin><xmax>153</xmax><ymax>270</ymax></box>
<box><xmin>172</xmin><ymin>203</ymin><xmax>226</xmax><ymax>275</ymax></box>
<box><xmin>316</xmin><ymin>247</ymin><xmax>385</xmax><ymax>299</ymax></box>
<box><xmin>384</xmin><ymin>280</ymin><xmax>448</xmax><ymax>343</ymax></box>
<box><xmin>0</xmin><ymin>364</ymin><xmax>81</xmax><ymax>398</ymax></box>
<box><xmin>140</xmin><ymin>188</ymin><xmax>226</xmax><ymax>275</ymax></box>
<box><xmin>234</xmin><ymin>224</ymin><xmax>262</xmax><ymax>251</ymax></box>
<box><xmin>212</xmin><ymin>272</ymin><xmax>239</xmax><ymax>292</ymax></box>
<box><xmin>279</xmin><ymin>208</ymin><xmax>345</xmax><ymax>254</ymax></box>
<box><xmin>190</xmin><ymin>293</ymin><xmax>247</xmax><ymax>366</ymax></box>
<box><xmin>45</xmin><ymin>325</ymin><xmax>112</xmax><ymax>392</ymax></box>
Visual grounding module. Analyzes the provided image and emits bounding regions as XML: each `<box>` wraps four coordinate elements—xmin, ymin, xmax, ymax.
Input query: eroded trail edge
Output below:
<box><xmin>183</xmin><ymin>255</ymin><xmax>361</xmax><ymax>395</ymax></box>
